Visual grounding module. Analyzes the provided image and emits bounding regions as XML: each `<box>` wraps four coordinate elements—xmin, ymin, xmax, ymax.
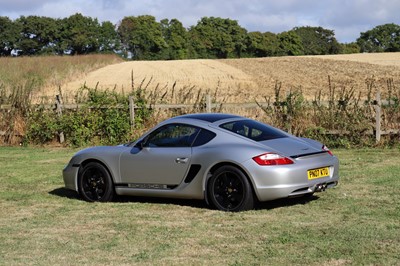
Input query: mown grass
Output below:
<box><xmin>0</xmin><ymin>147</ymin><xmax>399</xmax><ymax>265</ymax></box>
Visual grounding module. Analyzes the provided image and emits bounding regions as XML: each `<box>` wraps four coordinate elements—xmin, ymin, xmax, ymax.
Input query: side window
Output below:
<box><xmin>250</xmin><ymin>128</ymin><xmax>263</xmax><ymax>138</ymax></box>
<box><xmin>145</xmin><ymin>124</ymin><xmax>200</xmax><ymax>147</ymax></box>
<box><xmin>192</xmin><ymin>129</ymin><xmax>216</xmax><ymax>146</ymax></box>
<box><xmin>221</xmin><ymin>121</ymin><xmax>249</xmax><ymax>137</ymax></box>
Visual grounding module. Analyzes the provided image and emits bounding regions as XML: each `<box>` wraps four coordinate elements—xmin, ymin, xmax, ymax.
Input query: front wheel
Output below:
<box><xmin>207</xmin><ymin>165</ymin><xmax>254</xmax><ymax>212</ymax></box>
<box><xmin>78</xmin><ymin>162</ymin><xmax>114</xmax><ymax>202</ymax></box>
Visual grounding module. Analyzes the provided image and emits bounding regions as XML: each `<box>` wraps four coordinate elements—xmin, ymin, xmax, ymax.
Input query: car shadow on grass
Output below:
<box><xmin>49</xmin><ymin>187</ymin><xmax>80</xmax><ymax>200</ymax></box>
<box><xmin>48</xmin><ymin>187</ymin><xmax>208</xmax><ymax>209</ymax></box>
<box><xmin>116</xmin><ymin>195</ymin><xmax>209</xmax><ymax>209</ymax></box>
<box><xmin>49</xmin><ymin>187</ymin><xmax>319</xmax><ymax>211</ymax></box>
<box><xmin>255</xmin><ymin>195</ymin><xmax>320</xmax><ymax>211</ymax></box>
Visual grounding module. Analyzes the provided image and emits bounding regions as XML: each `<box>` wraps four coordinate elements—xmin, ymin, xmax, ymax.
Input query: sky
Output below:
<box><xmin>1</xmin><ymin>0</ymin><xmax>399</xmax><ymax>43</ymax></box>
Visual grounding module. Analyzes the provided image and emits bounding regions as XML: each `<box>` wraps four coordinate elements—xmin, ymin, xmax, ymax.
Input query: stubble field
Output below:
<box><xmin>50</xmin><ymin>52</ymin><xmax>400</xmax><ymax>103</ymax></box>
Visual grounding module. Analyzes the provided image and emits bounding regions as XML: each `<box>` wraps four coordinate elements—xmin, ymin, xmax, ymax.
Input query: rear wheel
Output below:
<box><xmin>78</xmin><ymin>162</ymin><xmax>114</xmax><ymax>202</ymax></box>
<box><xmin>207</xmin><ymin>165</ymin><xmax>254</xmax><ymax>212</ymax></box>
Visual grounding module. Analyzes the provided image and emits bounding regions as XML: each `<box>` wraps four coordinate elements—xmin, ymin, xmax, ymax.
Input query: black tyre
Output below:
<box><xmin>207</xmin><ymin>165</ymin><xmax>254</xmax><ymax>212</ymax></box>
<box><xmin>78</xmin><ymin>162</ymin><xmax>114</xmax><ymax>202</ymax></box>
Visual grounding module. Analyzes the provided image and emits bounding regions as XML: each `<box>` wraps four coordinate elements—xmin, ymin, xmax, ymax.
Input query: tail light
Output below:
<box><xmin>322</xmin><ymin>145</ymin><xmax>333</xmax><ymax>156</ymax></box>
<box><xmin>252</xmin><ymin>153</ymin><xmax>294</xmax><ymax>166</ymax></box>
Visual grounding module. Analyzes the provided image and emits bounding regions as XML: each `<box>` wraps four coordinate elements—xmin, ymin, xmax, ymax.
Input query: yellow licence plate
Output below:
<box><xmin>307</xmin><ymin>167</ymin><xmax>330</xmax><ymax>180</ymax></box>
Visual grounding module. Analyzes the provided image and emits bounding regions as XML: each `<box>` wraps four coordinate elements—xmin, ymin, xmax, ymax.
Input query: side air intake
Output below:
<box><xmin>184</xmin><ymin>164</ymin><xmax>201</xmax><ymax>183</ymax></box>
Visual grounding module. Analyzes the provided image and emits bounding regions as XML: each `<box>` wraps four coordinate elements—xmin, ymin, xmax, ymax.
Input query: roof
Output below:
<box><xmin>175</xmin><ymin>113</ymin><xmax>242</xmax><ymax>123</ymax></box>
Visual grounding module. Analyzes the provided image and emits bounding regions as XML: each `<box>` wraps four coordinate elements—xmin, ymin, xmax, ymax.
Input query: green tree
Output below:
<box><xmin>118</xmin><ymin>15</ymin><xmax>166</xmax><ymax>60</ymax></box>
<box><xmin>189</xmin><ymin>17</ymin><xmax>247</xmax><ymax>59</ymax></box>
<box><xmin>61</xmin><ymin>13</ymin><xmax>101</xmax><ymax>55</ymax></box>
<box><xmin>99</xmin><ymin>21</ymin><xmax>120</xmax><ymax>53</ymax></box>
<box><xmin>0</xmin><ymin>16</ymin><xmax>19</xmax><ymax>56</ymax></box>
<box><xmin>15</xmin><ymin>16</ymin><xmax>60</xmax><ymax>55</ymax></box>
<box><xmin>357</xmin><ymin>23</ymin><xmax>400</xmax><ymax>52</ymax></box>
<box><xmin>341</xmin><ymin>42</ymin><xmax>360</xmax><ymax>54</ymax></box>
<box><xmin>244</xmin><ymin>31</ymin><xmax>279</xmax><ymax>57</ymax></box>
<box><xmin>244</xmin><ymin>31</ymin><xmax>265</xmax><ymax>57</ymax></box>
<box><xmin>293</xmin><ymin>26</ymin><xmax>341</xmax><ymax>55</ymax></box>
<box><xmin>276</xmin><ymin>31</ymin><xmax>304</xmax><ymax>56</ymax></box>
<box><xmin>160</xmin><ymin>18</ymin><xmax>188</xmax><ymax>60</ymax></box>
<box><xmin>264</xmin><ymin>32</ymin><xmax>280</xmax><ymax>56</ymax></box>
<box><xmin>117</xmin><ymin>16</ymin><xmax>134</xmax><ymax>58</ymax></box>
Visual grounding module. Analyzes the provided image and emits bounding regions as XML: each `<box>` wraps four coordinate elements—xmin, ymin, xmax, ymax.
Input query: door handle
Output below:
<box><xmin>175</xmin><ymin>157</ymin><xmax>189</xmax><ymax>164</ymax></box>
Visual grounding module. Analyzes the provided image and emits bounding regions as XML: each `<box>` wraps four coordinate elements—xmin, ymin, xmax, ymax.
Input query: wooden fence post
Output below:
<box><xmin>55</xmin><ymin>95</ymin><xmax>65</xmax><ymax>144</ymax></box>
<box><xmin>206</xmin><ymin>94</ymin><xmax>211</xmax><ymax>113</ymax></box>
<box><xmin>129</xmin><ymin>96</ymin><xmax>135</xmax><ymax>131</ymax></box>
<box><xmin>375</xmin><ymin>90</ymin><xmax>381</xmax><ymax>143</ymax></box>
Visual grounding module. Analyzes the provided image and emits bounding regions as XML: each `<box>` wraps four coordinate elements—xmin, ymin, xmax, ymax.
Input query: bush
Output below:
<box><xmin>25</xmin><ymin>86</ymin><xmax>152</xmax><ymax>146</ymax></box>
<box><xmin>25</xmin><ymin>107</ymin><xmax>60</xmax><ymax>144</ymax></box>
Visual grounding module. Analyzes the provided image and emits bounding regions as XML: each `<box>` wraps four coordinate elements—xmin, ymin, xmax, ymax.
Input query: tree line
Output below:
<box><xmin>1</xmin><ymin>13</ymin><xmax>399</xmax><ymax>59</ymax></box>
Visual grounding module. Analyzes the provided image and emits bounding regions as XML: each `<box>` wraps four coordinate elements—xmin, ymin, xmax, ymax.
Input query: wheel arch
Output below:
<box><xmin>78</xmin><ymin>159</ymin><xmax>116</xmax><ymax>186</ymax></box>
<box><xmin>77</xmin><ymin>159</ymin><xmax>116</xmax><ymax>202</ymax></box>
<box><xmin>204</xmin><ymin>161</ymin><xmax>258</xmax><ymax>205</ymax></box>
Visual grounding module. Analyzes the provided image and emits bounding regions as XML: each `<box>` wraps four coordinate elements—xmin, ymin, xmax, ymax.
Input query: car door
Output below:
<box><xmin>119</xmin><ymin>124</ymin><xmax>200</xmax><ymax>186</ymax></box>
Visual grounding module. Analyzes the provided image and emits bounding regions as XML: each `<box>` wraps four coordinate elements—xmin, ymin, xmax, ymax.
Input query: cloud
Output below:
<box><xmin>317</xmin><ymin>0</ymin><xmax>400</xmax><ymax>42</ymax></box>
<box><xmin>0</xmin><ymin>0</ymin><xmax>399</xmax><ymax>42</ymax></box>
<box><xmin>0</xmin><ymin>0</ymin><xmax>52</xmax><ymax>12</ymax></box>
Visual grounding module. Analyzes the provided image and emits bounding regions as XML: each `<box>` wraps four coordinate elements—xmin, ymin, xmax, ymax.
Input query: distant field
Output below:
<box><xmin>51</xmin><ymin>52</ymin><xmax>400</xmax><ymax>103</ymax></box>
<box><xmin>1</xmin><ymin>53</ymin><xmax>399</xmax><ymax>104</ymax></box>
<box><xmin>0</xmin><ymin>54</ymin><xmax>123</xmax><ymax>103</ymax></box>
<box><xmin>59</xmin><ymin>59</ymin><xmax>259</xmax><ymax>103</ymax></box>
<box><xmin>311</xmin><ymin>52</ymin><xmax>400</xmax><ymax>66</ymax></box>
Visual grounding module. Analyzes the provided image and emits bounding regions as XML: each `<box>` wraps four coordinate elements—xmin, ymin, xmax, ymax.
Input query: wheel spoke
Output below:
<box><xmin>229</xmin><ymin>190</ymin><xmax>243</xmax><ymax>204</ymax></box>
<box><xmin>231</xmin><ymin>177</ymin><xmax>241</xmax><ymax>188</ymax></box>
<box><xmin>221</xmin><ymin>173</ymin><xmax>229</xmax><ymax>186</ymax></box>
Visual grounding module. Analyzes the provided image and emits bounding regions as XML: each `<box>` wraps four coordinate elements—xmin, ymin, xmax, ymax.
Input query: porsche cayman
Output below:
<box><xmin>63</xmin><ymin>113</ymin><xmax>339</xmax><ymax>211</ymax></box>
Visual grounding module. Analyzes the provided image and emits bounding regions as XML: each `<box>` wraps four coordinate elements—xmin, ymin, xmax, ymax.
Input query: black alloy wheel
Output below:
<box><xmin>208</xmin><ymin>165</ymin><xmax>254</xmax><ymax>212</ymax></box>
<box><xmin>78</xmin><ymin>162</ymin><xmax>114</xmax><ymax>202</ymax></box>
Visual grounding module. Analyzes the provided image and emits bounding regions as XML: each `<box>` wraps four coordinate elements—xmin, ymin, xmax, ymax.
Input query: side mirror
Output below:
<box><xmin>134</xmin><ymin>141</ymin><xmax>143</xmax><ymax>149</ymax></box>
<box><xmin>135</xmin><ymin>137</ymin><xmax>149</xmax><ymax>149</ymax></box>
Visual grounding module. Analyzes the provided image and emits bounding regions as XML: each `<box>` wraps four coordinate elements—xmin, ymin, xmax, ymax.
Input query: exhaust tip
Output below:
<box><xmin>315</xmin><ymin>183</ymin><xmax>327</xmax><ymax>192</ymax></box>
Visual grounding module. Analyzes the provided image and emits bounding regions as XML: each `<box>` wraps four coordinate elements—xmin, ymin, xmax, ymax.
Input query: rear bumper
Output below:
<box><xmin>242</xmin><ymin>153</ymin><xmax>340</xmax><ymax>202</ymax></box>
<box><xmin>255</xmin><ymin>180</ymin><xmax>339</xmax><ymax>201</ymax></box>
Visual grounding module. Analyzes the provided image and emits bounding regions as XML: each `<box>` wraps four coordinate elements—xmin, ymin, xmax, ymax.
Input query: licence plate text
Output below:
<box><xmin>307</xmin><ymin>167</ymin><xmax>329</xmax><ymax>180</ymax></box>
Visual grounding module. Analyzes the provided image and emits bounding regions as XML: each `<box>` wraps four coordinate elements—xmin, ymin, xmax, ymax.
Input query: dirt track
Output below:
<box><xmin>58</xmin><ymin>53</ymin><xmax>400</xmax><ymax>102</ymax></box>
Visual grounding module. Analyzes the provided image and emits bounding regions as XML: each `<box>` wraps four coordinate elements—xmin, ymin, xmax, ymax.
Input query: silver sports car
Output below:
<box><xmin>63</xmin><ymin>113</ymin><xmax>339</xmax><ymax>211</ymax></box>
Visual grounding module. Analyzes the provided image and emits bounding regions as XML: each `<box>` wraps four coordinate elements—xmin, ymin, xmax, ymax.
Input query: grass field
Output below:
<box><xmin>0</xmin><ymin>147</ymin><xmax>399</xmax><ymax>265</ymax></box>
